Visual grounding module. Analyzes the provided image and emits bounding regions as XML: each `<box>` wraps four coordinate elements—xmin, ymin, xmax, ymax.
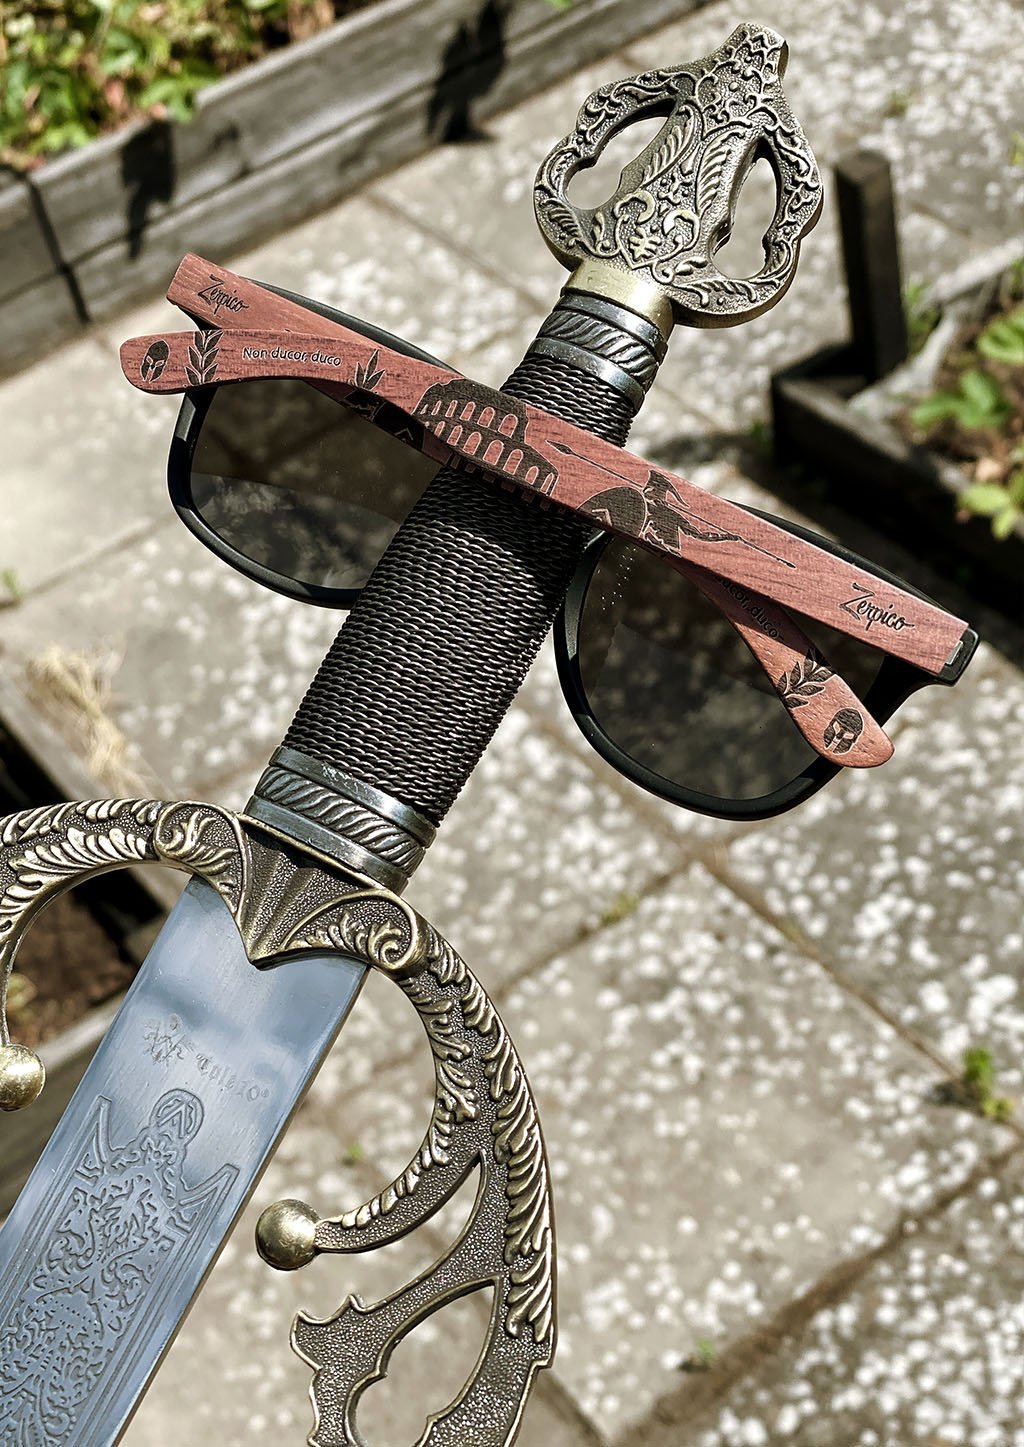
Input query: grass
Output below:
<box><xmin>599</xmin><ymin>891</ymin><xmax>641</xmax><ymax>928</ymax></box>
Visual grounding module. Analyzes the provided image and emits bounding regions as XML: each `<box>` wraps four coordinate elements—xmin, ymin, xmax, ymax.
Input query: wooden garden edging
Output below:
<box><xmin>0</xmin><ymin>0</ymin><xmax>703</xmax><ymax>375</ymax></box>
<box><xmin>771</xmin><ymin>151</ymin><xmax>1024</xmax><ymax>618</ymax></box>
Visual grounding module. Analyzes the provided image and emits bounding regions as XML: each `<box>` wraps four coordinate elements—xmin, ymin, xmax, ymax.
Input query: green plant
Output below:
<box><xmin>1010</xmin><ymin>130</ymin><xmax>1024</xmax><ymax>168</ymax></box>
<box><xmin>679</xmin><ymin>1338</ymin><xmax>716</xmax><ymax>1372</ymax></box>
<box><xmin>958</xmin><ymin>1046</ymin><xmax>1015</xmax><ymax>1122</ymax></box>
<box><xmin>903</xmin><ymin>279</ymin><xmax>940</xmax><ymax>357</ymax></box>
<box><xmin>976</xmin><ymin>305</ymin><xmax>1024</xmax><ymax>366</ymax></box>
<box><xmin>0</xmin><ymin>566</ymin><xmax>23</xmax><ymax>606</ymax></box>
<box><xmin>883</xmin><ymin>89</ymin><xmax>913</xmax><ymax>119</ymax></box>
<box><xmin>695</xmin><ymin>1339</ymin><xmax>716</xmax><ymax>1369</ymax></box>
<box><xmin>911</xmin><ymin>368</ymin><xmax>1010</xmax><ymax>432</ymax></box>
<box><xmin>599</xmin><ymin>890</ymin><xmax>640</xmax><ymax>927</ymax></box>
<box><xmin>0</xmin><ymin>0</ymin><xmax>351</xmax><ymax>169</ymax></box>
<box><xmin>959</xmin><ymin>470</ymin><xmax>1024</xmax><ymax>540</ymax></box>
<box><xmin>6</xmin><ymin>971</ymin><xmax>36</xmax><ymax>1022</ymax></box>
<box><xmin>746</xmin><ymin>417</ymin><xmax>774</xmax><ymax>459</ymax></box>
<box><xmin>343</xmin><ymin>1141</ymin><xmax>365</xmax><ymax>1164</ymax></box>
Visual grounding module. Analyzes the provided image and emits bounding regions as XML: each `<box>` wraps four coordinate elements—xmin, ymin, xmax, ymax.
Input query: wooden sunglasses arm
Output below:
<box><xmin>162</xmin><ymin>257</ymin><xmax>895</xmax><ymax>768</ymax></box>
<box><xmin>122</xmin><ymin>325</ymin><xmax>972</xmax><ymax>683</ymax></box>
<box><xmin>125</xmin><ymin>323</ymin><xmax>899</xmax><ymax>767</ymax></box>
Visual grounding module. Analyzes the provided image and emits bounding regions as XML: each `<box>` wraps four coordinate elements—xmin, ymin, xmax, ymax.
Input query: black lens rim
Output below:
<box><xmin>167</xmin><ymin>280</ymin><xmax>448</xmax><ymax>609</ymax></box>
<box><xmin>555</xmin><ymin>521</ymin><xmax>978</xmax><ymax>822</ymax></box>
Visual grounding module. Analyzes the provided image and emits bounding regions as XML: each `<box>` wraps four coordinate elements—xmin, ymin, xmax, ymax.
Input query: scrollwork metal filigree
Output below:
<box><xmin>0</xmin><ymin>798</ymin><xmax>425</xmax><ymax>1095</ymax></box>
<box><xmin>534</xmin><ymin>22</ymin><xmax>823</xmax><ymax>326</ymax></box>
<box><xmin>260</xmin><ymin>925</ymin><xmax>555</xmax><ymax>1447</ymax></box>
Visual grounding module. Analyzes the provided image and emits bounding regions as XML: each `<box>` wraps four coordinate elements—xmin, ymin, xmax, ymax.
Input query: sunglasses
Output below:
<box><xmin>120</xmin><ymin>254</ymin><xmax>978</xmax><ymax>821</ymax></box>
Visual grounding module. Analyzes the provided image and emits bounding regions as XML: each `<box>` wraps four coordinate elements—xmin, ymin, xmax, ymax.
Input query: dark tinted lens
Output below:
<box><xmin>189</xmin><ymin>379</ymin><xmax>438</xmax><ymax>595</ymax></box>
<box><xmin>577</xmin><ymin>538</ymin><xmax>886</xmax><ymax>801</ymax></box>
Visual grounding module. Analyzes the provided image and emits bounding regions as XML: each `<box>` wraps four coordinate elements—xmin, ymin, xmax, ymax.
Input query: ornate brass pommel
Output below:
<box><xmin>534</xmin><ymin>22</ymin><xmax>823</xmax><ymax>330</ymax></box>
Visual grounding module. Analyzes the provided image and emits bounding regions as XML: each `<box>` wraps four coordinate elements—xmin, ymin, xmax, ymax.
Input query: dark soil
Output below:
<box><xmin>0</xmin><ymin>726</ymin><xmax>159</xmax><ymax>1048</ymax></box>
<box><xmin>9</xmin><ymin>893</ymin><xmax>137</xmax><ymax>1049</ymax></box>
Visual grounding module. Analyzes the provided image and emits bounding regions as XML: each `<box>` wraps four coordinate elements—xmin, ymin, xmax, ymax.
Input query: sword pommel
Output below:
<box><xmin>533</xmin><ymin>21</ymin><xmax>822</xmax><ymax>330</ymax></box>
<box><xmin>0</xmin><ymin>1041</ymin><xmax>44</xmax><ymax>1111</ymax></box>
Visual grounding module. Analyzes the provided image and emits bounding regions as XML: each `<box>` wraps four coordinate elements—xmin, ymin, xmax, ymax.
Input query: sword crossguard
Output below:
<box><xmin>534</xmin><ymin>22</ymin><xmax>823</xmax><ymax>327</ymax></box>
<box><xmin>0</xmin><ymin>795</ymin><xmax>554</xmax><ymax>1445</ymax></box>
<box><xmin>257</xmin><ymin>924</ymin><xmax>556</xmax><ymax>1447</ymax></box>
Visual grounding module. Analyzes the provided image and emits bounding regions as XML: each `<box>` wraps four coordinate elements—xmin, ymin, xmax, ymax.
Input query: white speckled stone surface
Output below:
<box><xmin>685</xmin><ymin>1160</ymin><xmax>1024</xmax><ymax>1447</ymax></box>
<box><xmin>2</xmin><ymin>1</ymin><xmax>1022</xmax><ymax>1443</ymax></box>
<box><xmin>0</xmin><ymin>338</ymin><xmax>179</xmax><ymax>595</ymax></box>
<box><xmin>724</xmin><ymin>641</ymin><xmax>1024</xmax><ymax>1091</ymax></box>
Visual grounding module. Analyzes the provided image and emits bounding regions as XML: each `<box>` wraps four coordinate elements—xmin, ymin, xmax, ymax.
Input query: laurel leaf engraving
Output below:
<box><xmin>695</xmin><ymin>123</ymin><xmax>746</xmax><ymax>218</ymax></box>
<box><xmin>777</xmin><ymin>649</ymin><xmax>832</xmax><ymax>711</ymax></box>
<box><xmin>184</xmin><ymin>327</ymin><xmax>222</xmax><ymax>386</ymax></box>
<box><xmin>640</xmin><ymin>108</ymin><xmax>698</xmax><ymax>185</ymax></box>
<box><xmin>353</xmin><ymin>349</ymin><xmax>385</xmax><ymax>392</ymax></box>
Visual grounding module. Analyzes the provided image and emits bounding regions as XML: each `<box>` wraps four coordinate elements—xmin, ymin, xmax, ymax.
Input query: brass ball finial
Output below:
<box><xmin>255</xmin><ymin>1198</ymin><xmax>319</xmax><ymax>1271</ymax></box>
<box><xmin>0</xmin><ymin>1042</ymin><xmax>45</xmax><ymax>1111</ymax></box>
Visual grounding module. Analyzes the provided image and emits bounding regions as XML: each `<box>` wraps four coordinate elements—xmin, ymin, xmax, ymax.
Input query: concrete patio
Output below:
<box><xmin>1</xmin><ymin>0</ymin><xmax>1023</xmax><ymax>1442</ymax></box>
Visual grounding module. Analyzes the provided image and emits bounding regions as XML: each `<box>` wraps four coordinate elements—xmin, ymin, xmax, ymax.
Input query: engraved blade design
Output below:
<box><xmin>0</xmin><ymin>879</ymin><xmax>365</xmax><ymax>1445</ymax></box>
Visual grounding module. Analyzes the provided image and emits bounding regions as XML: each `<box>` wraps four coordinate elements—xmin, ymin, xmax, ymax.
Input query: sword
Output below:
<box><xmin>0</xmin><ymin>26</ymin><xmax>821</xmax><ymax>1445</ymax></box>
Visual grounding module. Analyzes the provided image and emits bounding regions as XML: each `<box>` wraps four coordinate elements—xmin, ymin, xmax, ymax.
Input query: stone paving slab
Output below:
<box><xmin>277</xmin><ymin>696</ymin><xmax>685</xmax><ymax>1110</ymax></box>
<box><xmin>857</xmin><ymin>60</ymin><xmax>1024</xmax><ymax>248</ymax></box>
<box><xmin>0</xmin><ymin>337</ymin><xmax>179</xmax><ymax>597</ymax></box>
<box><xmin>231</xmin><ymin>191</ymin><xmax>538</xmax><ymax>368</ymax></box>
<box><xmin>668</xmin><ymin>1153</ymin><xmax>1024</xmax><ymax>1447</ymax></box>
<box><xmin>283</xmin><ymin>866</ymin><xmax>1005</xmax><ymax>1442</ymax></box>
<box><xmin>365</xmin><ymin>53</ymin><xmax>635</xmax><ymax>314</ymax></box>
<box><xmin>722</xmin><ymin>638</ymin><xmax>1024</xmax><ymax>1093</ymax></box>
<box><xmin>0</xmin><ymin>516</ymin><xmax>340</xmax><ymax>796</ymax></box>
<box><xmin>625</xmin><ymin>0</ymin><xmax>1024</xmax><ymax>170</ymax></box>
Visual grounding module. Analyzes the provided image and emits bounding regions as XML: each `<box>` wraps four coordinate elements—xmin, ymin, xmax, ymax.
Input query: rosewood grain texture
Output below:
<box><xmin>121</xmin><ymin>321</ymin><xmax>970</xmax><ymax>683</ymax></box>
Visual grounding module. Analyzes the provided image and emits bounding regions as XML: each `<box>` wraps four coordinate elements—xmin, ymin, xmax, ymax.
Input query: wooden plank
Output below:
<box><xmin>32</xmin><ymin>108</ymin><xmax>247</xmax><ymax>269</ymax></box>
<box><xmin>0</xmin><ymin>995</ymin><xmax>121</xmax><ymax>1215</ymax></box>
<box><xmin>29</xmin><ymin>0</ymin><xmax>702</xmax><ymax>318</ymax></box>
<box><xmin>0</xmin><ymin>273</ymin><xmax>83</xmax><ymax>376</ymax></box>
<box><xmin>0</xmin><ymin>674</ymin><xmax>182</xmax><ymax>913</ymax></box>
<box><xmin>834</xmin><ymin>148</ymin><xmax>908</xmax><ymax>382</ymax></box>
<box><xmin>72</xmin><ymin>117</ymin><xmax>409</xmax><ymax>318</ymax></box>
<box><xmin>0</xmin><ymin>173</ymin><xmax>60</xmax><ymax>302</ymax></box>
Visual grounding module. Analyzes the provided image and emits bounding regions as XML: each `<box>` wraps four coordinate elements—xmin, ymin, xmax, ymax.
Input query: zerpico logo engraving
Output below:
<box><xmin>840</xmin><ymin>581</ymin><xmax>915</xmax><ymax>633</ymax></box>
<box><xmin>196</xmin><ymin>274</ymin><xmax>249</xmax><ymax>314</ymax></box>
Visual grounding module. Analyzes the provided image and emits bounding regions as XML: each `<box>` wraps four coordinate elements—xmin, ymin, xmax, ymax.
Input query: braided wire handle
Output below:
<box><xmin>534</xmin><ymin>22</ymin><xmax>823</xmax><ymax>326</ymax></box>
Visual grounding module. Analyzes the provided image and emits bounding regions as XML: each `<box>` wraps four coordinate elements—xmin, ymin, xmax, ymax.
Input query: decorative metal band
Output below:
<box><xmin>528</xmin><ymin>337</ymin><xmax>646</xmax><ymax>410</ymax></box>
<box><xmin>559</xmin><ymin>290</ymin><xmax>669</xmax><ymax>361</ymax></box>
<box><xmin>565</xmin><ymin>261</ymin><xmax>675</xmax><ymax>340</ymax></box>
<box><xmin>526</xmin><ymin>292</ymin><xmax>666</xmax><ymax>409</ymax></box>
<box><xmin>247</xmin><ymin>747</ymin><xmax>435</xmax><ymax>892</ymax></box>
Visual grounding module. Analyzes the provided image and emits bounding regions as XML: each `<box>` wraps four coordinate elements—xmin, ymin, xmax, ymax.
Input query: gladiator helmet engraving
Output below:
<box><xmin>140</xmin><ymin>340</ymin><xmax>170</xmax><ymax>381</ymax></box>
<box><xmin>824</xmin><ymin>708</ymin><xmax>865</xmax><ymax>754</ymax></box>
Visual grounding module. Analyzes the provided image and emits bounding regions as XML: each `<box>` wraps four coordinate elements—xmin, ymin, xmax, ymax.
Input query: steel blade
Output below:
<box><xmin>0</xmin><ymin>877</ymin><xmax>366</xmax><ymax>1445</ymax></box>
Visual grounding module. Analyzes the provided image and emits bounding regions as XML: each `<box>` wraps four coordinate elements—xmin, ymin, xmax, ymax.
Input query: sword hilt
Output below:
<box><xmin>259</xmin><ymin>25</ymin><xmax>821</xmax><ymax>856</ymax></box>
<box><xmin>535</xmin><ymin>22</ymin><xmax>822</xmax><ymax>329</ymax></box>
